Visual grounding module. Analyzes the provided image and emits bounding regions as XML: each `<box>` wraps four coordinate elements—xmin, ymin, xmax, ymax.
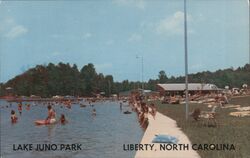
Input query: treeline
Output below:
<box><xmin>0</xmin><ymin>63</ymin><xmax>143</xmax><ymax>97</ymax></box>
<box><xmin>0</xmin><ymin>63</ymin><xmax>249</xmax><ymax>97</ymax></box>
<box><xmin>147</xmin><ymin>64</ymin><xmax>250</xmax><ymax>91</ymax></box>
<box><xmin>172</xmin><ymin>64</ymin><xmax>250</xmax><ymax>88</ymax></box>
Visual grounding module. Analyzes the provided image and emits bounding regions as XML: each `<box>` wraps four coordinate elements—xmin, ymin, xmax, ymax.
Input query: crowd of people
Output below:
<box><xmin>9</xmin><ymin>101</ymin><xmax>71</xmax><ymax>124</ymax></box>
<box><xmin>128</xmin><ymin>95</ymin><xmax>157</xmax><ymax>130</ymax></box>
<box><xmin>8</xmin><ymin>98</ymin><xmax>101</xmax><ymax>125</ymax></box>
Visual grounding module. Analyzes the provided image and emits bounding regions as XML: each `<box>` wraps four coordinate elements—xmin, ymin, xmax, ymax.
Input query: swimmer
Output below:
<box><xmin>18</xmin><ymin>103</ymin><xmax>22</xmax><ymax>115</ymax></box>
<box><xmin>26</xmin><ymin>104</ymin><xmax>30</xmax><ymax>110</ymax></box>
<box><xmin>120</xmin><ymin>102</ymin><xmax>122</xmax><ymax>110</ymax></box>
<box><xmin>92</xmin><ymin>108</ymin><xmax>96</xmax><ymax>116</ymax></box>
<box><xmin>46</xmin><ymin>105</ymin><xmax>56</xmax><ymax>124</ymax></box>
<box><xmin>60</xmin><ymin>114</ymin><xmax>68</xmax><ymax>124</ymax></box>
<box><xmin>11</xmin><ymin>110</ymin><xmax>18</xmax><ymax>123</ymax></box>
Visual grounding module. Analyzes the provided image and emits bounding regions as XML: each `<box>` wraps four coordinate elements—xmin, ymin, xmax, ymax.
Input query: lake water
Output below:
<box><xmin>0</xmin><ymin>100</ymin><xmax>143</xmax><ymax>158</ymax></box>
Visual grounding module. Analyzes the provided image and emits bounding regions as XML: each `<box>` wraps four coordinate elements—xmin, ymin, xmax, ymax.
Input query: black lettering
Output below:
<box><xmin>134</xmin><ymin>144</ymin><xmax>138</xmax><ymax>150</ymax></box>
<box><xmin>230</xmin><ymin>144</ymin><xmax>235</xmax><ymax>150</ymax></box>
<box><xmin>172</xmin><ymin>144</ymin><xmax>178</xmax><ymax>150</ymax></box>
<box><xmin>61</xmin><ymin>144</ymin><xmax>65</xmax><ymax>150</ymax></box>
<box><xmin>51</xmin><ymin>144</ymin><xmax>57</xmax><ymax>151</ymax></box>
<box><xmin>139</xmin><ymin>144</ymin><xmax>144</xmax><ymax>150</ymax></box>
<box><xmin>77</xmin><ymin>144</ymin><xmax>82</xmax><ymax>150</ymax></box>
<box><xmin>204</xmin><ymin>144</ymin><xmax>208</xmax><ymax>150</ymax></box>
<box><xmin>183</xmin><ymin>144</ymin><xmax>189</xmax><ymax>150</ymax></box>
<box><xmin>149</xmin><ymin>144</ymin><xmax>154</xmax><ymax>150</ymax></box>
<box><xmin>65</xmin><ymin>144</ymin><xmax>71</xmax><ymax>150</ymax></box>
<box><xmin>166</xmin><ymin>144</ymin><xmax>172</xmax><ymax>150</ymax></box>
<box><xmin>160</xmin><ymin>144</ymin><xmax>165</xmax><ymax>150</ymax></box>
<box><xmin>192</xmin><ymin>144</ymin><xmax>197</xmax><ymax>150</ymax></box>
<box><xmin>130</xmin><ymin>144</ymin><xmax>134</xmax><ymax>150</ymax></box>
<box><xmin>209</xmin><ymin>144</ymin><xmax>215</xmax><ymax>150</ymax></box>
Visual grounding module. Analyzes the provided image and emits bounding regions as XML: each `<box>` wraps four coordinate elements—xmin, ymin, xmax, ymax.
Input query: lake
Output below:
<box><xmin>0</xmin><ymin>100</ymin><xmax>143</xmax><ymax>158</ymax></box>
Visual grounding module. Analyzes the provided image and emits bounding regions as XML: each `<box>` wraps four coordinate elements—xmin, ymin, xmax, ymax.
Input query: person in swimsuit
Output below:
<box><xmin>18</xmin><ymin>103</ymin><xmax>22</xmax><ymax>115</ymax></box>
<box><xmin>60</xmin><ymin>114</ymin><xmax>67</xmax><ymax>124</ymax></box>
<box><xmin>26</xmin><ymin>104</ymin><xmax>30</xmax><ymax>110</ymax></box>
<box><xmin>11</xmin><ymin>110</ymin><xmax>18</xmax><ymax>123</ymax></box>
<box><xmin>46</xmin><ymin>105</ymin><xmax>56</xmax><ymax>124</ymax></box>
<box><xmin>92</xmin><ymin>108</ymin><xmax>96</xmax><ymax>116</ymax></box>
<box><xmin>120</xmin><ymin>102</ymin><xmax>122</xmax><ymax>111</ymax></box>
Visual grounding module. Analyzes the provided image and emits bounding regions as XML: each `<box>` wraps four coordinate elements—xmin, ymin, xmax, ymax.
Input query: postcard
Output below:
<box><xmin>0</xmin><ymin>0</ymin><xmax>249</xmax><ymax>158</ymax></box>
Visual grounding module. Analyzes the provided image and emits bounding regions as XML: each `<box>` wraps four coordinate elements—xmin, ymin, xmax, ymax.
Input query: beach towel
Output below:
<box><xmin>152</xmin><ymin>134</ymin><xmax>179</xmax><ymax>144</ymax></box>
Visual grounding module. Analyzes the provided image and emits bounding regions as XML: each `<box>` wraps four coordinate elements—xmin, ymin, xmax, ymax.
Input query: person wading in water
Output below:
<box><xmin>46</xmin><ymin>105</ymin><xmax>56</xmax><ymax>124</ymax></box>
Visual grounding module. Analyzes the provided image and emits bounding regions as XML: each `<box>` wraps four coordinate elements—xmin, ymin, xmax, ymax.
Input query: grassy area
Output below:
<box><xmin>150</xmin><ymin>96</ymin><xmax>250</xmax><ymax>158</ymax></box>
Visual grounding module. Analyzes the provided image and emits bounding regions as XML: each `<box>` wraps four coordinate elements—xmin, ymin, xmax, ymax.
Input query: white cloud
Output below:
<box><xmin>51</xmin><ymin>34</ymin><xmax>62</xmax><ymax>39</ymax></box>
<box><xmin>83</xmin><ymin>32</ymin><xmax>92</xmax><ymax>39</ymax></box>
<box><xmin>128</xmin><ymin>33</ymin><xmax>142</xmax><ymax>42</ymax></box>
<box><xmin>0</xmin><ymin>18</ymin><xmax>14</xmax><ymax>33</ymax></box>
<box><xmin>0</xmin><ymin>17</ymin><xmax>28</xmax><ymax>39</ymax></box>
<box><xmin>51</xmin><ymin>51</ymin><xmax>61</xmax><ymax>57</ymax></box>
<box><xmin>113</xmin><ymin>0</ymin><xmax>146</xmax><ymax>9</ymax></box>
<box><xmin>96</xmin><ymin>63</ymin><xmax>113</xmax><ymax>70</ymax></box>
<box><xmin>156</xmin><ymin>11</ymin><xmax>193</xmax><ymax>36</ymax></box>
<box><xmin>50</xmin><ymin>33</ymin><xmax>92</xmax><ymax>40</ymax></box>
<box><xmin>190</xmin><ymin>63</ymin><xmax>203</xmax><ymax>71</ymax></box>
<box><xmin>105</xmin><ymin>39</ymin><xmax>114</xmax><ymax>45</ymax></box>
<box><xmin>5</xmin><ymin>25</ymin><xmax>28</xmax><ymax>39</ymax></box>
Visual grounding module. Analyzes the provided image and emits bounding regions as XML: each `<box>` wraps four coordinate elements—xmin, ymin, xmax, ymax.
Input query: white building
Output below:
<box><xmin>157</xmin><ymin>83</ymin><xmax>220</xmax><ymax>96</ymax></box>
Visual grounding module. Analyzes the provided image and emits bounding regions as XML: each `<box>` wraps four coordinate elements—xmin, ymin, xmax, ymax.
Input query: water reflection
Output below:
<box><xmin>47</xmin><ymin>125</ymin><xmax>55</xmax><ymax>138</ymax></box>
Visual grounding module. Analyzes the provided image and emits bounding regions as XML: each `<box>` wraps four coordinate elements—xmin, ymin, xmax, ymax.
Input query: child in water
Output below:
<box><xmin>18</xmin><ymin>103</ymin><xmax>22</xmax><ymax>115</ymax></box>
<box><xmin>92</xmin><ymin>108</ymin><xmax>96</xmax><ymax>116</ymax></box>
<box><xmin>60</xmin><ymin>114</ymin><xmax>67</xmax><ymax>124</ymax></box>
<box><xmin>11</xmin><ymin>110</ymin><xmax>18</xmax><ymax>123</ymax></box>
<box><xmin>26</xmin><ymin>104</ymin><xmax>30</xmax><ymax>110</ymax></box>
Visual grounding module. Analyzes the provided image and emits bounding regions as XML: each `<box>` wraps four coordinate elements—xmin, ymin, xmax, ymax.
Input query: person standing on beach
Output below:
<box><xmin>141</xmin><ymin>106</ymin><xmax>149</xmax><ymax>130</ymax></box>
<box><xmin>149</xmin><ymin>103</ymin><xmax>157</xmax><ymax>118</ymax></box>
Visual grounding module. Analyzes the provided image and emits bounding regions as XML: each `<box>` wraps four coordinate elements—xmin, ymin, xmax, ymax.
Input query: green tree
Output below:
<box><xmin>80</xmin><ymin>63</ymin><xmax>98</xmax><ymax>96</ymax></box>
<box><xmin>158</xmin><ymin>70</ymin><xmax>168</xmax><ymax>83</ymax></box>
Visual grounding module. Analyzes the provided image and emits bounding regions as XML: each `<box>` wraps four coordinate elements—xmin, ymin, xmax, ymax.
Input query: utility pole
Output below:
<box><xmin>108</xmin><ymin>80</ymin><xmax>111</xmax><ymax>97</ymax></box>
<box><xmin>136</xmin><ymin>55</ymin><xmax>144</xmax><ymax>94</ymax></box>
<box><xmin>184</xmin><ymin>0</ymin><xmax>189</xmax><ymax>120</ymax></box>
<box><xmin>141</xmin><ymin>56</ymin><xmax>144</xmax><ymax>91</ymax></box>
<box><xmin>248</xmin><ymin>0</ymin><xmax>250</xmax><ymax>64</ymax></box>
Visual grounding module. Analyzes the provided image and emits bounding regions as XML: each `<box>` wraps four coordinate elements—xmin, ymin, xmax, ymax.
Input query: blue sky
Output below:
<box><xmin>0</xmin><ymin>0</ymin><xmax>249</xmax><ymax>82</ymax></box>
